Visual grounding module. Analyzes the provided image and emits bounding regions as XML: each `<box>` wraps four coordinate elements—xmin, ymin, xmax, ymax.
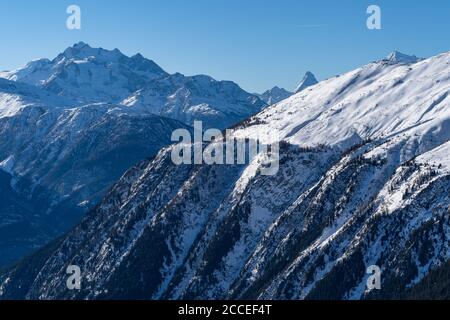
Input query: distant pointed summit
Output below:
<box><xmin>294</xmin><ymin>71</ymin><xmax>318</xmax><ymax>93</ymax></box>
<box><xmin>386</xmin><ymin>51</ymin><xmax>420</xmax><ymax>64</ymax></box>
<box><xmin>260</xmin><ymin>71</ymin><xmax>319</xmax><ymax>103</ymax></box>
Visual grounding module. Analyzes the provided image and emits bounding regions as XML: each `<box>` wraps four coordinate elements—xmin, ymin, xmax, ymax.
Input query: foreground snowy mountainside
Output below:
<box><xmin>1</xmin><ymin>42</ymin><xmax>266</xmax><ymax>129</ymax></box>
<box><xmin>121</xmin><ymin>73</ymin><xmax>265</xmax><ymax>129</ymax></box>
<box><xmin>1</xmin><ymin>50</ymin><xmax>449</xmax><ymax>300</ymax></box>
<box><xmin>233</xmin><ymin>51</ymin><xmax>449</xmax><ymax>149</ymax></box>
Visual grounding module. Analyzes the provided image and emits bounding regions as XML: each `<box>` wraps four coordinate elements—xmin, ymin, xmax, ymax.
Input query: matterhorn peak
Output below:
<box><xmin>294</xmin><ymin>71</ymin><xmax>318</xmax><ymax>93</ymax></box>
<box><xmin>386</xmin><ymin>50</ymin><xmax>420</xmax><ymax>64</ymax></box>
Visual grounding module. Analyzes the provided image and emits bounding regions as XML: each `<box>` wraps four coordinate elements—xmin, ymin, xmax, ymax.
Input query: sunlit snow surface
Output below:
<box><xmin>234</xmin><ymin>52</ymin><xmax>450</xmax><ymax>149</ymax></box>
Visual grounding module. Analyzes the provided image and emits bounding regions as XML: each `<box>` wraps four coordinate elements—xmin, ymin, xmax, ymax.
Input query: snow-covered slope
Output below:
<box><xmin>0</xmin><ymin>78</ymin><xmax>74</xmax><ymax>118</ymax></box>
<box><xmin>233</xmin><ymin>51</ymin><xmax>450</xmax><ymax>150</ymax></box>
<box><xmin>386</xmin><ymin>50</ymin><xmax>421</xmax><ymax>64</ymax></box>
<box><xmin>121</xmin><ymin>73</ymin><xmax>266</xmax><ymax>129</ymax></box>
<box><xmin>1</xmin><ymin>50</ymin><xmax>448</xmax><ymax>300</ymax></box>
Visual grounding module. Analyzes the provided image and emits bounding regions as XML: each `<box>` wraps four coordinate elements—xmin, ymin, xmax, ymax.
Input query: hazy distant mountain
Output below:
<box><xmin>257</xmin><ymin>86</ymin><xmax>292</xmax><ymax>105</ymax></box>
<box><xmin>2</xmin><ymin>50</ymin><xmax>448</xmax><ymax>300</ymax></box>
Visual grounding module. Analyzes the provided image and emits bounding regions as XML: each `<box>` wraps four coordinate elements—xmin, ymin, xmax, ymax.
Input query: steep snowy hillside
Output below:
<box><xmin>1</xmin><ymin>51</ymin><xmax>449</xmax><ymax>300</ymax></box>
<box><xmin>1</xmin><ymin>42</ymin><xmax>266</xmax><ymax>129</ymax></box>
<box><xmin>233</xmin><ymin>52</ymin><xmax>449</xmax><ymax>149</ymax></box>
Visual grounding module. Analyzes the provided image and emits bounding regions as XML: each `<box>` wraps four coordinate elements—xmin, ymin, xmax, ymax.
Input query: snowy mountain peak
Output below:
<box><xmin>59</xmin><ymin>42</ymin><xmax>125</xmax><ymax>62</ymax></box>
<box><xmin>1</xmin><ymin>43</ymin><xmax>168</xmax><ymax>104</ymax></box>
<box><xmin>54</xmin><ymin>43</ymin><xmax>165</xmax><ymax>77</ymax></box>
<box><xmin>258</xmin><ymin>86</ymin><xmax>293</xmax><ymax>105</ymax></box>
<box><xmin>0</xmin><ymin>43</ymin><xmax>265</xmax><ymax>128</ymax></box>
<box><xmin>294</xmin><ymin>71</ymin><xmax>318</xmax><ymax>93</ymax></box>
<box><xmin>73</xmin><ymin>41</ymin><xmax>89</xmax><ymax>48</ymax></box>
<box><xmin>386</xmin><ymin>50</ymin><xmax>420</xmax><ymax>64</ymax></box>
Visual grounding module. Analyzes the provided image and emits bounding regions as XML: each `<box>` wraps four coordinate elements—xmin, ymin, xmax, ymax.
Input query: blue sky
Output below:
<box><xmin>0</xmin><ymin>0</ymin><xmax>449</xmax><ymax>93</ymax></box>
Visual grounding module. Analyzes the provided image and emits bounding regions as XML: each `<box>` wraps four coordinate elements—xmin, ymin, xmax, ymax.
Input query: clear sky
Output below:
<box><xmin>1</xmin><ymin>0</ymin><xmax>449</xmax><ymax>93</ymax></box>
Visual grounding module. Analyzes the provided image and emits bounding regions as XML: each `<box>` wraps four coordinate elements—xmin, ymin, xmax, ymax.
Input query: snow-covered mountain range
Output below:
<box><xmin>1</xmin><ymin>50</ymin><xmax>448</xmax><ymax>299</ymax></box>
<box><xmin>0</xmin><ymin>43</ymin><xmax>266</xmax><ymax>267</ymax></box>
<box><xmin>0</xmin><ymin>42</ymin><xmax>266</xmax><ymax>129</ymax></box>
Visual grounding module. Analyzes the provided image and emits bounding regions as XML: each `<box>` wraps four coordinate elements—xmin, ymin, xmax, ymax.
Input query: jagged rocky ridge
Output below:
<box><xmin>0</xmin><ymin>51</ymin><xmax>449</xmax><ymax>299</ymax></box>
